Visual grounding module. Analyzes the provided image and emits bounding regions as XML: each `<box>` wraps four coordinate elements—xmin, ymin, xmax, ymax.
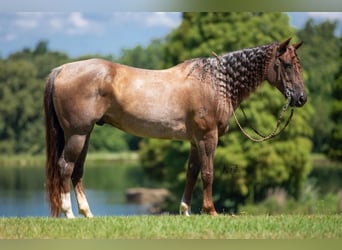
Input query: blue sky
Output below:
<box><xmin>0</xmin><ymin>12</ymin><xmax>341</xmax><ymax>59</ymax></box>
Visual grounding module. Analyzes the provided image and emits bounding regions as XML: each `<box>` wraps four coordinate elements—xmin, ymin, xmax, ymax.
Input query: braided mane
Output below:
<box><xmin>191</xmin><ymin>42</ymin><xmax>277</xmax><ymax>107</ymax></box>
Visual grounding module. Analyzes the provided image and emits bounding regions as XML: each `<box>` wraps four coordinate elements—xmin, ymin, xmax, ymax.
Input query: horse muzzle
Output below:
<box><xmin>289</xmin><ymin>92</ymin><xmax>307</xmax><ymax>107</ymax></box>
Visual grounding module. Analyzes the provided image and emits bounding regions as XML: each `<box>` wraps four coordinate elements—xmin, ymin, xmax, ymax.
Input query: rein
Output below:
<box><xmin>231</xmin><ymin>100</ymin><xmax>294</xmax><ymax>142</ymax></box>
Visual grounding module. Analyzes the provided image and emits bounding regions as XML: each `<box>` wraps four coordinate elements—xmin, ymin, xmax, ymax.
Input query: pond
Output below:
<box><xmin>0</xmin><ymin>161</ymin><xmax>154</xmax><ymax>217</ymax></box>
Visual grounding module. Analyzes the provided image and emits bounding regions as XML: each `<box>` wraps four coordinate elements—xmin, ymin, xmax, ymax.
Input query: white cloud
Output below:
<box><xmin>68</xmin><ymin>12</ymin><xmax>89</xmax><ymax>28</ymax></box>
<box><xmin>112</xmin><ymin>12</ymin><xmax>181</xmax><ymax>28</ymax></box>
<box><xmin>4</xmin><ymin>12</ymin><xmax>180</xmax><ymax>40</ymax></box>
<box><xmin>66</xmin><ymin>12</ymin><xmax>103</xmax><ymax>35</ymax></box>
<box><xmin>5</xmin><ymin>33</ymin><xmax>16</xmax><ymax>41</ymax></box>
<box><xmin>145</xmin><ymin>12</ymin><xmax>181</xmax><ymax>28</ymax></box>
<box><xmin>9</xmin><ymin>13</ymin><xmax>101</xmax><ymax>36</ymax></box>
<box><xmin>49</xmin><ymin>18</ymin><xmax>63</xmax><ymax>30</ymax></box>
<box><xmin>14</xmin><ymin>13</ymin><xmax>40</xmax><ymax>29</ymax></box>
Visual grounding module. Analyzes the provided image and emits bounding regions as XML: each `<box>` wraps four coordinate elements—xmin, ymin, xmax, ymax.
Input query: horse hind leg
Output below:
<box><xmin>59</xmin><ymin>133</ymin><xmax>90</xmax><ymax>218</ymax></box>
<box><xmin>72</xmin><ymin>134</ymin><xmax>93</xmax><ymax>218</ymax></box>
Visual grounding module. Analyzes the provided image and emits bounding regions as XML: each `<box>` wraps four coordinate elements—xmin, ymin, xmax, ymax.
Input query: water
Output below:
<box><xmin>0</xmin><ymin>163</ymin><xmax>152</xmax><ymax>217</ymax></box>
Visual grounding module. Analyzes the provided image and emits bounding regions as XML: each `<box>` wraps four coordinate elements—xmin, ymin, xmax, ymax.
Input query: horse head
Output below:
<box><xmin>267</xmin><ymin>37</ymin><xmax>307</xmax><ymax>107</ymax></box>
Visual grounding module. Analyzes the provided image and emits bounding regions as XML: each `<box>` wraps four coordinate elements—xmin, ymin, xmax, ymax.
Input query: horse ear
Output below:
<box><xmin>293</xmin><ymin>41</ymin><xmax>304</xmax><ymax>50</ymax></box>
<box><xmin>277</xmin><ymin>37</ymin><xmax>292</xmax><ymax>56</ymax></box>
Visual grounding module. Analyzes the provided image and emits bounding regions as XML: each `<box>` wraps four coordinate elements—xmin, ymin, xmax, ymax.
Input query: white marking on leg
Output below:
<box><xmin>75</xmin><ymin>190</ymin><xmax>93</xmax><ymax>218</ymax></box>
<box><xmin>180</xmin><ymin>201</ymin><xmax>191</xmax><ymax>216</ymax></box>
<box><xmin>61</xmin><ymin>192</ymin><xmax>75</xmax><ymax>218</ymax></box>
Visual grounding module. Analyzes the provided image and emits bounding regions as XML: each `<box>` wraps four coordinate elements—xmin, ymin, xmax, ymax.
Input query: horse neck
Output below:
<box><xmin>209</xmin><ymin>43</ymin><xmax>276</xmax><ymax>108</ymax></box>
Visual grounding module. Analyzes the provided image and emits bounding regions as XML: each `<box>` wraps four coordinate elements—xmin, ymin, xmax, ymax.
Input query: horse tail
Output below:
<box><xmin>44</xmin><ymin>67</ymin><xmax>64</xmax><ymax>217</ymax></box>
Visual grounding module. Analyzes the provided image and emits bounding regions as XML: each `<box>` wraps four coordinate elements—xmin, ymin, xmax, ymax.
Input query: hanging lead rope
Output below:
<box><xmin>231</xmin><ymin>100</ymin><xmax>294</xmax><ymax>142</ymax></box>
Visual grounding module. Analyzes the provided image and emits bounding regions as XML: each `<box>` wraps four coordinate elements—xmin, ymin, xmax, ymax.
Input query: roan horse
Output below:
<box><xmin>44</xmin><ymin>37</ymin><xmax>306</xmax><ymax>218</ymax></box>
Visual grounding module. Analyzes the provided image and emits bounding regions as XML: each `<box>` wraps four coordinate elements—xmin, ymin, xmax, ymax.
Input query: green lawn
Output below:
<box><xmin>1</xmin><ymin>214</ymin><xmax>341</xmax><ymax>239</ymax></box>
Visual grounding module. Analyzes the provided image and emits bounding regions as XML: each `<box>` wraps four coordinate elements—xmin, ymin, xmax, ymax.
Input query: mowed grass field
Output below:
<box><xmin>1</xmin><ymin>214</ymin><xmax>341</xmax><ymax>239</ymax></box>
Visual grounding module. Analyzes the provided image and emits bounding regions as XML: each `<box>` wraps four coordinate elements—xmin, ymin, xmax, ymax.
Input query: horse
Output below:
<box><xmin>44</xmin><ymin>37</ymin><xmax>306</xmax><ymax>218</ymax></box>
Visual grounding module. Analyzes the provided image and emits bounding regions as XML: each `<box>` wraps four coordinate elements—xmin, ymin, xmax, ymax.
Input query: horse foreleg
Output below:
<box><xmin>59</xmin><ymin>134</ymin><xmax>89</xmax><ymax>218</ymax></box>
<box><xmin>180</xmin><ymin>142</ymin><xmax>200</xmax><ymax>216</ymax></box>
<box><xmin>198</xmin><ymin>132</ymin><xmax>218</xmax><ymax>215</ymax></box>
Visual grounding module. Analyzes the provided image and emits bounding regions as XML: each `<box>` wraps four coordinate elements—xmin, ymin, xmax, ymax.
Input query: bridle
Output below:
<box><xmin>211</xmin><ymin>49</ymin><xmax>295</xmax><ymax>142</ymax></box>
<box><xmin>231</xmin><ymin>53</ymin><xmax>295</xmax><ymax>142</ymax></box>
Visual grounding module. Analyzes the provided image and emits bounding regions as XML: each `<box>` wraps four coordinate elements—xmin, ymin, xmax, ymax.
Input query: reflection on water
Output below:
<box><xmin>0</xmin><ymin>163</ymin><xmax>151</xmax><ymax>217</ymax></box>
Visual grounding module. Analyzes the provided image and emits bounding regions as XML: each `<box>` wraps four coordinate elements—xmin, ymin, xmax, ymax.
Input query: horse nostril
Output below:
<box><xmin>298</xmin><ymin>93</ymin><xmax>307</xmax><ymax>106</ymax></box>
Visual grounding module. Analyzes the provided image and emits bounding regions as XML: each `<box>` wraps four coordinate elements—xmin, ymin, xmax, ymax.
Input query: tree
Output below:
<box><xmin>0</xmin><ymin>41</ymin><xmax>69</xmax><ymax>154</ymax></box>
<box><xmin>119</xmin><ymin>39</ymin><xmax>166</xmax><ymax>70</ymax></box>
<box><xmin>328</xmin><ymin>37</ymin><xmax>342</xmax><ymax>161</ymax></box>
<box><xmin>0</xmin><ymin>59</ymin><xmax>39</xmax><ymax>153</ymax></box>
<box><xmin>297</xmin><ymin>19</ymin><xmax>340</xmax><ymax>153</ymax></box>
<box><xmin>139</xmin><ymin>12</ymin><xmax>314</xmax><ymax>213</ymax></box>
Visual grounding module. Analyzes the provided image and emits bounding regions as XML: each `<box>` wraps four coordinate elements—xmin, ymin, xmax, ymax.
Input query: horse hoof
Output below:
<box><xmin>180</xmin><ymin>202</ymin><xmax>191</xmax><ymax>216</ymax></box>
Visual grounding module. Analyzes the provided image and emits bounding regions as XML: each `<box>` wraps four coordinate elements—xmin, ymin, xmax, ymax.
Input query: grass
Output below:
<box><xmin>1</xmin><ymin>214</ymin><xmax>342</xmax><ymax>239</ymax></box>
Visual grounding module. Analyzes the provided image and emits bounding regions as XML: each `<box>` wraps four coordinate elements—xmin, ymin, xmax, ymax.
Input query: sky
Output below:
<box><xmin>0</xmin><ymin>12</ymin><xmax>341</xmax><ymax>59</ymax></box>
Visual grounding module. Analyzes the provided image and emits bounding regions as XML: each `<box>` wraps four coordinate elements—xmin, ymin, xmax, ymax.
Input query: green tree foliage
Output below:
<box><xmin>0</xmin><ymin>59</ymin><xmax>39</xmax><ymax>153</ymax></box>
<box><xmin>297</xmin><ymin>20</ymin><xmax>340</xmax><ymax>153</ymax></box>
<box><xmin>328</xmin><ymin>37</ymin><xmax>342</xmax><ymax>161</ymax></box>
<box><xmin>0</xmin><ymin>42</ymin><xmax>69</xmax><ymax>154</ymax></box>
<box><xmin>88</xmin><ymin>125</ymin><xmax>129</xmax><ymax>152</ymax></box>
<box><xmin>119</xmin><ymin>39</ymin><xmax>166</xmax><ymax>70</ymax></box>
<box><xmin>138</xmin><ymin>13</ymin><xmax>314</xmax><ymax>213</ymax></box>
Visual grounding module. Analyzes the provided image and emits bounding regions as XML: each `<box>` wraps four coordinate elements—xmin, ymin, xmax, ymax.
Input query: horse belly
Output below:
<box><xmin>124</xmin><ymin>118</ymin><xmax>188</xmax><ymax>140</ymax></box>
<box><xmin>106</xmin><ymin>102</ymin><xmax>189</xmax><ymax>140</ymax></box>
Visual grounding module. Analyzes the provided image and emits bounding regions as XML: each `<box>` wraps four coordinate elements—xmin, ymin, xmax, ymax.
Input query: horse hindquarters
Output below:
<box><xmin>44</xmin><ymin>68</ymin><xmax>94</xmax><ymax>218</ymax></box>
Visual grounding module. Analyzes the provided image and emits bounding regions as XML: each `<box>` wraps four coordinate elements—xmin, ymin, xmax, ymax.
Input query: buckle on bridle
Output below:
<box><xmin>283</xmin><ymin>97</ymin><xmax>291</xmax><ymax>111</ymax></box>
